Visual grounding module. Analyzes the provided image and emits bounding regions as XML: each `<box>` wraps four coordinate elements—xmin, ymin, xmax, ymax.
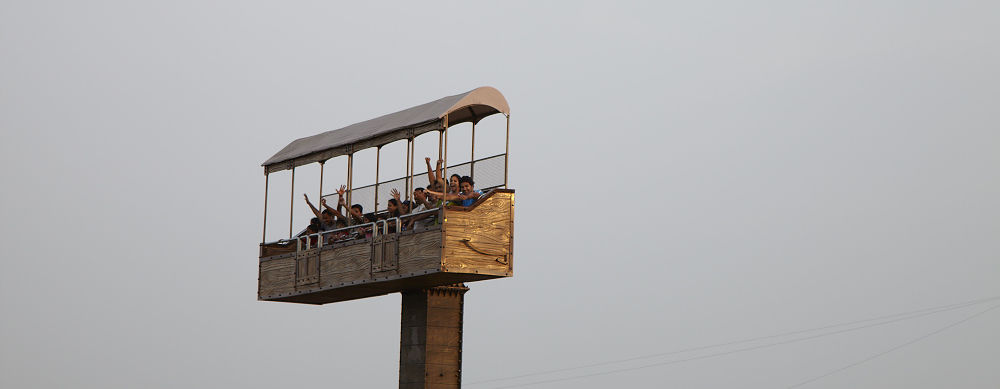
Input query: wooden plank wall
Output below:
<box><xmin>394</xmin><ymin>231</ymin><xmax>444</xmax><ymax>275</ymax></box>
<box><xmin>442</xmin><ymin>191</ymin><xmax>513</xmax><ymax>276</ymax></box>
<box><xmin>259</xmin><ymin>257</ymin><xmax>295</xmax><ymax>298</ymax></box>
<box><xmin>259</xmin><ymin>230</ymin><xmax>444</xmax><ymax>301</ymax></box>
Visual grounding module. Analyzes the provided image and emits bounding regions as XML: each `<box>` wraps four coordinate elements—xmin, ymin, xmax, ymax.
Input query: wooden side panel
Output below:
<box><xmin>442</xmin><ymin>192</ymin><xmax>513</xmax><ymax>276</ymax></box>
<box><xmin>295</xmin><ymin>249</ymin><xmax>320</xmax><ymax>287</ymax></box>
<box><xmin>395</xmin><ymin>230</ymin><xmax>443</xmax><ymax>275</ymax></box>
<box><xmin>319</xmin><ymin>242</ymin><xmax>372</xmax><ymax>288</ymax></box>
<box><xmin>259</xmin><ymin>257</ymin><xmax>295</xmax><ymax>298</ymax></box>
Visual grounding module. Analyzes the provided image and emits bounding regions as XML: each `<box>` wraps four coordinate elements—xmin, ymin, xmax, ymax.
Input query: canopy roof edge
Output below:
<box><xmin>262</xmin><ymin>86</ymin><xmax>509</xmax><ymax>174</ymax></box>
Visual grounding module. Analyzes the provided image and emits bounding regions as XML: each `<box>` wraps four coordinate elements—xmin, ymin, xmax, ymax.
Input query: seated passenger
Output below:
<box><xmin>449</xmin><ymin>174</ymin><xmax>461</xmax><ymax>195</ymax></box>
<box><xmin>386</xmin><ymin>191</ymin><xmax>402</xmax><ymax>219</ymax></box>
<box><xmin>424</xmin><ymin>176</ymin><xmax>481</xmax><ymax>207</ymax></box>
<box><xmin>303</xmin><ymin>193</ymin><xmax>338</xmax><ymax>230</ymax></box>
<box><xmin>458</xmin><ymin>176</ymin><xmax>483</xmax><ymax>206</ymax></box>
<box><xmin>299</xmin><ymin>217</ymin><xmax>321</xmax><ymax>247</ymax></box>
<box><xmin>406</xmin><ymin>187</ymin><xmax>440</xmax><ymax>230</ymax></box>
<box><xmin>326</xmin><ymin>218</ymin><xmax>350</xmax><ymax>244</ymax></box>
<box><xmin>348</xmin><ymin>203</ymin><xmax>368</xmax><ymax>224</ymax></box>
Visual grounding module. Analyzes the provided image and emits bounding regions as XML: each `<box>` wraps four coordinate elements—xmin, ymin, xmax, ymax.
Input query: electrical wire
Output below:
<box><xmin>784</xmin><ymin>304</ymin><xmax>1000</xmax><ymax>388</ymax></box>
<box><xmin>466</xmin><ymin>295</ymin><xmax>1000</xmax><ymax>388</ymax></box>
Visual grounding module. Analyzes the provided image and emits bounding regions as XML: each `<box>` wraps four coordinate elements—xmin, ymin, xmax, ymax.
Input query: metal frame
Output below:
<box><xmin>470</xmin><ymin>122</ymin><xmax>475</xmax><ymax>181</ymax></box>
<box><xmin>318</xmin><ymin>160</ymin><xmax>325</xmax><ymax>206</ymax></box>
<box><xmin>289</xmin><ymin>167</ymin><xmax>295</xmax><ymax>239</ymax></box>
<box><xmin>375</xmin><ymin>146</ymin><xmax>381</xmax><ymax>213</ymax></box>
<box><xmin>262</xmin><ymin>173</ymin><xmax>269</xmax><ymax>243</ymax></box>
<box><xmin>504</xmin><ymin>114</ymin><xmax>510</xmax><ymax>188</ymax></box>
<box><xmin>347</xmin><ymin>153</ymin><xmax>354</xmax><ymax>224</ymax></box>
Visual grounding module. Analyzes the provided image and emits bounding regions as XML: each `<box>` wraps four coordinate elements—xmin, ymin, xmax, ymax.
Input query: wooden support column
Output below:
<box><xmin>399</xmin><ymin>284</ymin><xmax>469</xmax><ymax>389</ymax></box>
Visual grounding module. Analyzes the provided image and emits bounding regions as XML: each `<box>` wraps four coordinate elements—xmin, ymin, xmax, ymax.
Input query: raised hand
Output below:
<box><xmin>390</xmin><ymin>188</ymin><xmax>401</xmax><ymax>200</ymax></box>
<box><xmin>337</xmin><ymin>185</ymin><xmax>347</xmax><ymax>196</ymax></box>
<box><xmin>320</xmin><ymin>198</ymin><xmax>327</xmax><ymax>206</ymax></box>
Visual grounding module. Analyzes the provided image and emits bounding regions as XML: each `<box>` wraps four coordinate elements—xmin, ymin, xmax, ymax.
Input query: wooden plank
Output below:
<box><xmin>319</xmin><ymin>242</ymin><xmax>371</xmax><ymax>275</ymax></box>
<box><xmin>426</xmin><ymin>326</ymin><xmax>462</xmax><ymax>347</ymax></box>
<box><xmin>259</xmin><ymin>257</ymin><xmax>295</xmax><ymax>297</ymax></box>
<box><xmin>423</xmin><ymin>362</ymin><xmax>461</xmax><ymax>385</ymax></box>
<box><xmin>396</xmin><ymin>230</ymin><xmax>443</xmax><ymax>274</ymax></box>
<box><xmin>425</xmin><ymin>307</ymin><xmax>462</xmax><ymax>327</ymax></box>
<box><xmin>425</xmin><ymin>347</ymin><xmax>461</xmax><ymax>366</ymax></box>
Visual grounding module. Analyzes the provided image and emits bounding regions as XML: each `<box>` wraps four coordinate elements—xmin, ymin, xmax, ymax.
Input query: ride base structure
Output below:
<box><xmin>258</xmin><ymin>87</ymin><xmax>514</xmax><ymax>388</ymax></box>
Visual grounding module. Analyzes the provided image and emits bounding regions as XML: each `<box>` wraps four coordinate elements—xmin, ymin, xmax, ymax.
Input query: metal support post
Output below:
<box><xmin>289</xmin><ymin>167</ymin><xmax>295</xmax><ymax>238</ymax></box>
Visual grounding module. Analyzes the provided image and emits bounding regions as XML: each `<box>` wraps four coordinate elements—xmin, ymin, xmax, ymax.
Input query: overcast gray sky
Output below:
<box><xmin>2</xmin><ymin>1</ymin><xmax>999</xmax><ymax>388</ymax></box>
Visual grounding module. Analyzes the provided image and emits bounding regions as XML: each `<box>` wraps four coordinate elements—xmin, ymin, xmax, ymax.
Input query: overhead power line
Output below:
<box><xmin>467</xmin><ymin>295</ymin><xmax>1000</xmax><ymax>388</ymax></box>
<box><xmin>784</xmin><ymin>304</ymin><xmax>1000</xmax><ymax>388</ymax></box>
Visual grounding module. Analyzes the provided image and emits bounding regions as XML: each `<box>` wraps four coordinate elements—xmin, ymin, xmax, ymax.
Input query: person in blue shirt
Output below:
<box><xmin>458</xmin><ymin>176</ymin><xmax>482</xmax><ymax>207</ymax></box>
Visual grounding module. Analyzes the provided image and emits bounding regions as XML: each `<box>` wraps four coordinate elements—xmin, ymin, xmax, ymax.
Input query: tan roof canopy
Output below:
<box><xmin>262</xmin><ymin>86</ymin><xmax>509</xmax><ymax>173</ymax></box>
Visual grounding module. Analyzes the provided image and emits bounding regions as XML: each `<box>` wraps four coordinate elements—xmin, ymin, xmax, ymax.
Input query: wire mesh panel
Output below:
<box><xmin>442</xmin><ymin>163</ymin><xmax>471</xmax><ymax>181</ymax></box>
<box><xmin>322</xmin><ymin>153</ymin><xmax>507</xmax><ymax>215</ymax></box>
<box><xmin>321</xmin><ymin>184</ymin><xmax>376</xmax><ymax>216</ymax></box>
<box><xmin>376</xmin><ymin>176</ymin><xmax>408</xmax><ymax>208</ymax></box>
<box><xmin>471</xmin><ymin>154</ymin><xmax>506</xmax><ymax>190</ymax></box>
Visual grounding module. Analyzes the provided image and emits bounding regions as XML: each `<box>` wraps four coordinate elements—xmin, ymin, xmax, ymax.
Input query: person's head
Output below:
<box><xmin>321</xmin><ymin>209</ymin><xmax>335</xmax><ymax>225</ymax></box>
<box><xmin>449</xmin><ymin>174</ymin><xmax>461</xmax><ymax>193</ymax></box>
<box><xmin>401</xmin><ymin>200</ymin><xmax>411</xmax><ymax>214</ymax></box>
<box><xmin>308</xmin><ymin>217</ymin><xmax>321</xmax><ymax>233</ymax></box>
<box><xmin>351</xmin><ymin>204</ymin><xmax>363</xmax><ymax>214</ymax></box>
<box><xmin>413</xmin><ymin>187</ymin><xmax>426</xmax><ymax>202</ymax></box>
<box><xmin>429</xmin><ymin>179</ymin><xmax>446</xmax><ymax>195</ymax></box>
<box><xmin>459</xmin><ymin>176</ymin><xmax>475</xmax><ymax>193</ymax></box>
<box><xmin>387</xmin><ymin>198</ymin><xmax>400</xmax><ymax>215</ymax></box>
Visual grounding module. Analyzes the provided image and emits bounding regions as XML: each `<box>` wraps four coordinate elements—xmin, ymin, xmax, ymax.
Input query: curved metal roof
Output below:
<box><xmin>262</xmin><ymin>86</ymin><xmax>509</xmax><ymax>173</ymax></box>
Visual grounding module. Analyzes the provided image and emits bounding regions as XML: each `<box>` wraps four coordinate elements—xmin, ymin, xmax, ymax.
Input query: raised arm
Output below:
<box><xmin>320</xmin><ymin>198</ymin><xmax>347</xmax><ymax>221</ymax></box>
<box><xmin>390</xmin><ymin>188</ymin><xmax>403</xmax><ymax>212</ymax></box>
<box><xmin>335</xmin><ymin>185</ymin><xmax>346</xmax><ymax>215</ymax></box>
<box><xmin>424</xmin><ymin>189</ymin><xmax>465</xmax><ymax>201</ymax></box>
<box><xmin>303</xmin><ymin>194</ymin><xmax>322</xmax><ymax>218</ymax></box>
<box><xmin>424</xmin><ymin>157</ymin><xmax>436</xmax><ymax>185</ymax></box>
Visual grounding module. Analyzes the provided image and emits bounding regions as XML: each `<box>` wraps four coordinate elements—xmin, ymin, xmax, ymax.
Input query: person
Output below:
<box><xmin>457</xmin><ymin>176</ymin><xmax>483</xmax><ymax>206</ymax></box>
<box><xmin>448</xmin><ymin>174</ymin><xmax>461</xmax><ymax>195</ymax></box>
<box><xmin>303</xmin><ymin>193</ymin><xmax>338</xmax><ymax>230</ymax></box>
<box><xmin>424</xmin><ymin>175</ymin><xmax>481</xmax><ymax>207</ymax></box>
<box><xmin>348</xmin><ymin>203</ymin><xmax>368</xmax><ymax>224</ymax></box>
<box><xmin>406</xmin><ymin>187</ymin><xmax>440</xmax><ymax>230</ymax></box>
<box><xmin>298</xmin><ymin>217</ymin><xmax>321</xmax><ymax>247</ymax></box>
<box><xmin>325</xmin><ymin>218</ymin><xmax>350</xmax><ymax>243</ymax></box>
<box><xmin>386</xmin><ymin>197</ymin><xmax>401</xmax><ymax>219</ymax></box>
<box><xmin>386</xmin><ymin>188</ymin><xmax>411</xmax><ymax>232</ymax></box>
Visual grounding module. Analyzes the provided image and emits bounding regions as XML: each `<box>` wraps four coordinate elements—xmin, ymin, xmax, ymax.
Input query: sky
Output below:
<box><xmin>1</xmin><ymin>1</ymin><xmax>999</xmax><ymax>388</ymax></box>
